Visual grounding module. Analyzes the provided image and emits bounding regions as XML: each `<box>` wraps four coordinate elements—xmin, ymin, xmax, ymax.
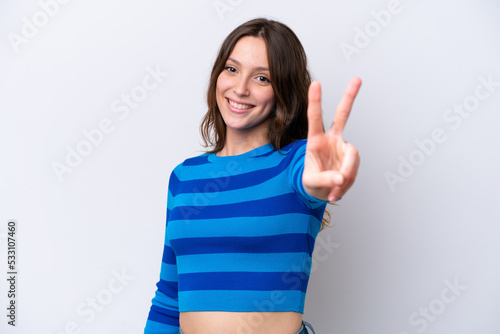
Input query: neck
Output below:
<box><xmin>217</xmin><ymin>128</ymin><xmax>270</xmax><ymax>157</ymax></box>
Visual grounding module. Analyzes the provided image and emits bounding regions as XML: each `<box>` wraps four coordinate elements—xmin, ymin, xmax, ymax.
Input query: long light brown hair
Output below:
<box><xmin>200</xmin><ymin>18</ymin><xmax>335</xmax><ymax>231</ymax></box>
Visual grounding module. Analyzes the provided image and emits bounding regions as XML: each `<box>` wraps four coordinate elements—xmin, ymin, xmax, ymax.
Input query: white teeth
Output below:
<box><xmin>228</xmin><ymin>99</ymin><xmax>254</xmax><ymax>110</ymax></box>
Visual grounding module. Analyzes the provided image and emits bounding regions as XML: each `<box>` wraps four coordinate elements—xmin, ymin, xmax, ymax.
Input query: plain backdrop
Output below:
<box><xmin>1</xmin><ymin>0</ymin><xmax>499</xmax><ymax>333</ymax></box>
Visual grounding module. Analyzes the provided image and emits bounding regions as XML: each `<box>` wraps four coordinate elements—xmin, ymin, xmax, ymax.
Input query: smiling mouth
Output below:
<box><xmin>226</xmin><ymin>98</ymin><xmax>255</xmax><ymax>110</ymax></box>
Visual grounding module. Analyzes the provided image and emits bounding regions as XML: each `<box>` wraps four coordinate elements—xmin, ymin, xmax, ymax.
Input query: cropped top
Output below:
<box><xmin>144</xmin><ymin>139</ymin><xmax>329</xmax><ymax>334</ymax></box>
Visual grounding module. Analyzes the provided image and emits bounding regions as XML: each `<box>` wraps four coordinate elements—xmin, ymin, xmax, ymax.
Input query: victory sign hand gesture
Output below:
<box><xmin>302</xmin><ymin>77</ymin><xmax>362</xmax><ymax>203</ymax></box>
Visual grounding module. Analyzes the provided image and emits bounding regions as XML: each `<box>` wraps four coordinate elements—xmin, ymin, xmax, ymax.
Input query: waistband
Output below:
<box><xmin>179</xmin><ymin>320</ymin><xmax>316</xmax><ymax>334</ymax></box>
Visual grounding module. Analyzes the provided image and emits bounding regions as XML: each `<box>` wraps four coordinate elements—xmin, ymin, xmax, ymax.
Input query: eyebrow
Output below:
<box><xmin>227</xmin><ymin>57</ymin><xmax>269</xmax><ymax>72</ymax></box>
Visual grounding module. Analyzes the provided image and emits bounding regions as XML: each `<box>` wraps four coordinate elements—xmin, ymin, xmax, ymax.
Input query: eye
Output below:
<box><xmin>224</xmin><ymin>66</ymin><xmax>237</xmax><ymax>73</ymax></box>
<box><xmin>257</xmin><ymin>75</ymin><xmax>271</xmax><ymax>83</ymax></box>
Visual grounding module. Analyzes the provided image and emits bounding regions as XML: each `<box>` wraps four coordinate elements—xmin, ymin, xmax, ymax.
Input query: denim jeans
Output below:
<box><xmin>296</xmin><ymin>320</ymin><xmax>316</xmax><ymax>334</ymax></box>
<box><xmin>178</xmin><ymin>320</ymin><xmax>316</xmax><ymax>334</ymax></box>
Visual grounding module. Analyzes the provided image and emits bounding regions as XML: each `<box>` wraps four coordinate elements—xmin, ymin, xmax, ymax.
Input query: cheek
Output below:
<box><xmin>259</xmin><ymin>88</ymin><xmax>275</xmax><ymax>107</ymax></box>
<box><xmin>216</xmin><ymin>74</ymin><xmax>231</xmax><ymax>96</ymax></box>
<box><xmin>215</xmin><ymin>76</ymin><xmax>229</xmax><ymax>112</ymax></box>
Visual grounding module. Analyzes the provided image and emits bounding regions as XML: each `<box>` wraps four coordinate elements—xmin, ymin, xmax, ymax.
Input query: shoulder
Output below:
<box><xmin>172</xmin><ymin>152</ymin><xmax>211</xmax><ymax>173</ymax></box>
<box><xmin>182</xmin><ymin>152</ymin><xmax>210</xmax><ymax>166</ymax></box>
<box><xmin>285</xmin><ymin>139</ymin><xmax>307</xmax><ymax>153</ymax></box>
<box><xmin>167</xmin><ymin>152</ymin><xmax>210</xmax><ymax>188</ymax></box>
<box><xmin>279</xmin><ymin>139</ymin><xmax>308</xmax><ymax>161</ymax></box>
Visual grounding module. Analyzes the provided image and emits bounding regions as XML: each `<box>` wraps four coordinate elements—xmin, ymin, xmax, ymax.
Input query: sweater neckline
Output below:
<box><xmin>208</xmin><ymin>142</ymin><xmax>274</xmax><ymax>163</ymax></box>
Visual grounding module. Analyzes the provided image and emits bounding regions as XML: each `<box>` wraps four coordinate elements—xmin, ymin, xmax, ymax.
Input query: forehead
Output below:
<box><xmin>228</xmin><ymin>36</ymin><xmax>269</xmax><ymax>69</ymax></box>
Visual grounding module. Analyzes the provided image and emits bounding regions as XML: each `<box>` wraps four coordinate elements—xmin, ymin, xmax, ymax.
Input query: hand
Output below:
<box><xmin>302</xmin><ymin>77</ymin><xmax>362</xmax><ymax>202</ymax></box>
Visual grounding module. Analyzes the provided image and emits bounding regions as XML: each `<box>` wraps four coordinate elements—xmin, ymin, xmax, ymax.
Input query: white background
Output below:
<box><xmin>1</xmin><ymin>0</ymin><xmax>499</xmax><ymax>333</ymax></box>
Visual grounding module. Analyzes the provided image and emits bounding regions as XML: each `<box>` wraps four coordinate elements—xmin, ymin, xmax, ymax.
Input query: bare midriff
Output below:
<box><xmin>179</xmin><ymin>311</ymin><xmax>303</xmax><ymax>334</ymax></box>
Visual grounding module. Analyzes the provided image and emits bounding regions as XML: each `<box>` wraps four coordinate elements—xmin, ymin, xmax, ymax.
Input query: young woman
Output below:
<box><xmin>144</xmin><ymin>18</ymin><xmax>362</xmax><ymax>334</ymax></box>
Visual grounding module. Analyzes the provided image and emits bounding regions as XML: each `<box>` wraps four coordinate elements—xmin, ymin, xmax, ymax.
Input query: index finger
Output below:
<box><xmin>330</xmin><ymin>77</ymin><xmax>362</xmax><ymax>136</ymax></box>
<box><xmin>307</xmin><ymin>81</ymin><xmax>324</xmax><ymax>137</ymax></box>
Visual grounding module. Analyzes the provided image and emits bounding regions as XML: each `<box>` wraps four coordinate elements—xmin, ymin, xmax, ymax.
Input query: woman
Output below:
<box><xmin>144</xmin><ymin>18</ymin><xmax>361</xmax><ymax>334</ymax></box>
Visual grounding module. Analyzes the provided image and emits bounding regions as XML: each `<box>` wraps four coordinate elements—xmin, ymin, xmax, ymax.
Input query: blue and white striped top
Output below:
<box><xmin>144</xmin><ymin>139</ymin><xmax>329</xmax><ymax>334</ymax></box>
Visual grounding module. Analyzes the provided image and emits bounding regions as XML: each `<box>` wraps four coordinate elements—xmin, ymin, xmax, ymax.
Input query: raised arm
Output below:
<box><xmin>302</xmin><ymin>77</ymin><xmax>362</xmax><ymax>202</ymax></box>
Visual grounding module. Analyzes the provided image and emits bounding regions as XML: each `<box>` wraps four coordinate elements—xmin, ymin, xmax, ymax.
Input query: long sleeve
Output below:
<box><xmin>287</xmin><ymin>139</ymin><xmax>331</xmax><ymax>209</ymax></box>
<box><xmin>144</xmin><ymin>167</ymin><xmax>181</xmax><ymax>334</ymax></box>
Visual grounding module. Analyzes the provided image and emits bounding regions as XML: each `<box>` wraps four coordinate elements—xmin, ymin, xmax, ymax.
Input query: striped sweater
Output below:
<box><xmin>144</xmin><ymin>139</ymin><xmax>329</xmax><ymax>334</ymax></box>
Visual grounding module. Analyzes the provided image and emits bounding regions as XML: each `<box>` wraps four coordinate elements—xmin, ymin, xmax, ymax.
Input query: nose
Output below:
<box><xmin>233</xmin><ymin>76</ymin><xmax>250</xmax><ymax>97</ymax></box>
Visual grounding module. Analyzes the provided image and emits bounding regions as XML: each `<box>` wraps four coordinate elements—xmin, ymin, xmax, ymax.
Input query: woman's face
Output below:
<box><xmin>216</xmin><ymin>36</ymin><xmax>276</xmax><ymax>141</ymax></box>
